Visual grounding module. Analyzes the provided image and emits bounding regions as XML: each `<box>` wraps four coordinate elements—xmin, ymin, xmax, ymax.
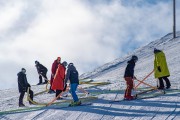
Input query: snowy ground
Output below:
<box><xmin>0</xmin><ymin>32</ymin><xmax>180</xmax><ymax>120</ymax></box>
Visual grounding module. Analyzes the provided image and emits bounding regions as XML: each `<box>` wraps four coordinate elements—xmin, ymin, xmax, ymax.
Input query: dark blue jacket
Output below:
<box><xmin>17</xmin><ymin>72</ymin><xmax>30</xmax><ymax>93</ymax></box>
<box><xmin>124</xmin><ymin>59</ymin><xmax>136</xmax><ymax>78</ymax></box>
<box><xmin>35</xmin><ymin>63</ymin><xmax>48</xmax><ymax>74</ymax></box>
<box><xmin>65</xmin><ymin>65</ymin><xmax>79</xmax><ymax>84</ymax></box>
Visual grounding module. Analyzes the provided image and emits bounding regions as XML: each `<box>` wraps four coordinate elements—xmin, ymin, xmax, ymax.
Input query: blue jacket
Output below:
<box><xmin>65</xmin><ymin>65</ymin><xmax>79</xmax><ymax>84</ymax></box>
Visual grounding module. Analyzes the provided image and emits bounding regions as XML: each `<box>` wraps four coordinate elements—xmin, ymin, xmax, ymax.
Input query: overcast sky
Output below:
<box><xmin>0</xmin><ymin>0</ymin><xmax>179</xmax><ymax>90</ymax></box>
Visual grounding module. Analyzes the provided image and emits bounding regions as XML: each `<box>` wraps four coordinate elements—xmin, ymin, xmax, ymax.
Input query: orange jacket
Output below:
<box><xmin>52</xmin><ymin>64</ymin><xmax>66</xmax><ymax>90</ymax></box>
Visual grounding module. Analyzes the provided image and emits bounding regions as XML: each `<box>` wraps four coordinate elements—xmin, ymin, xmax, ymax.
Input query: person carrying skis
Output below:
<box><xmin>154</xmin><ymin>48</ymin><xmax>171</xmax><ymax>89</ymax></box>
<box><xmin>35</xmin><ymin>61</ymin><xmax>48</xmax><ymax>85</ymax></box>
<box><xmin>65</xmin><ymin>63</ymin><xmax>81</xmax><ymax>106</ymax></box>
<box><xmin>124</xmin><ymin>55</ymin><xmax>138</xmax><ymax>100</ymax></box>
<box><xmin>52</xmin><ymin>61</ymin><xmax>67</xmax><ymax>99</ymax></box>
<box><xmin>49</xmin><ymin>57</ymin><xmax>61</xmax><ymax>93</ymax></box>
<box><xmin>17</xmin><ymin>68</ymin><xmax>34</xmax><ymax>107</ymax></box>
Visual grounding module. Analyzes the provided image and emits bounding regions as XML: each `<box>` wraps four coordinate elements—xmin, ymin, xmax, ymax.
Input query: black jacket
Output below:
<box><xmin>65</xmin><ymin>65</ymin><xmax>79</xmax><ymax>84</ymax></box>
<box><xmin>35</xmin><ymin>63</ymin><xmax>48</xmax><ymax>74</ymax></box>
<box><xmin>17</xmin><ymin>72</ymin><xmax>30</xmax><ymax>93</ymax></box>
<box><xmin>124</xmin><ymin>59</ymin><xmax>136</xmax><ymax>78</ymax></box>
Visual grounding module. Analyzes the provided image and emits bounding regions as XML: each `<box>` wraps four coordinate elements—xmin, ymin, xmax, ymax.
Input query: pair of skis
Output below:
<box><xmin>0</xmin><ymin>102</ymin><xmax>92</xmax><ymax>115</ymax></box>
<box><xmin>109</xmin><ymin>88</ymin><xmax>179</xmax><ymax>103</ymax></box>
<box><xmin>109</xmin><ymin>94</ymin><xmax>160</xmax><ymax>103</ymax></box>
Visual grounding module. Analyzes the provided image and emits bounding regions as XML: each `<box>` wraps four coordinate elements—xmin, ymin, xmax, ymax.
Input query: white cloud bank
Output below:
<box><xmin>0</xmin><ymin>0</ymin><xmax>179</xmax><ymax>89</ymax></box>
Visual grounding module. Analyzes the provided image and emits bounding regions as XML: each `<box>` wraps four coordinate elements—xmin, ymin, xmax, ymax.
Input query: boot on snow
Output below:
<box><xmin>48</xmin><ymin>89</ymin><xmax>56</xmax><ymax>94</ymax></box>
<box><xmin>29</xmin><ymin>101</ymin><xmax>34</xmax><ymax>105</ymax></box>
<box><xmin>19</xmin><ymin>103</ymin><xmax>25</xmax><ymax>107</ymax></box>
<box><xmin>37</xmin><ymin>82</ymin><xmax>43</xmax><ymax>85</ymax></box>
<box><xmin>69</xmin><ymin>100</ymin><xmax>81</xmax><ymax>107</ymax></box>
<box><xmin>57</xmin><ymin>97</ymin><xmax>63</xmax><ymax>100</ymax></box>
<box><xmin>124</xmin><ymin>96</ymin><xmax>136</xmax><ymax>100</ymax></box>
<box><xmin>43</xmin><ymin>80</ymin><xmax>48</xmax><ymax>84</ymax></box>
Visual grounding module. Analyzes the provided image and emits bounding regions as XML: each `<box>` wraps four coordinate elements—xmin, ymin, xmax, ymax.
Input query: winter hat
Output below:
<box><xmin>57</xmin><ymin>57</ymin><xmax>61</xmax><ymax>61</ymax></box>
<box><xmin>68</xmin><ymin>63</ymin><xmax>73</xmax><ymax>68</ymax></box>
<box><xmin>21</xmin><ymin>68</ymin><xmax>26</xmax><ymax>73</ymax></box>
<box><xmin>131</xmin><ymin>55</ymin><xmax>138</xmax><ymax>61</ymax></box>
<box><xmin>62</xmin><ymin>61</ymin><xmax>68</xmax><ymax>67</ymax></box>
<box><xmin>69</xmin><ymin>63</ymin><xmax>73</xmax><ymax>66</ymax></box>
<box><xmin>22</xmin><ymin>68</ymin><xmax>26</xmax><ymax>71</ymax></box>
<box><xmin>154</xmin><ymin>48</ymin><xmax>161</xmax><ymax>54</ymax></box>
<box><xmin>35</xmin><ymin>60</ymin><xmax>39</xmax><ymax>64</ymax></box>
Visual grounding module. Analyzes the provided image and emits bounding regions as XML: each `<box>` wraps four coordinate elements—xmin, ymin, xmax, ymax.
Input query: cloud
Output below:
<box><xmin>0</xmin><ymin>1</ymin><xmax>24</xmax><ymax>38</ymax></box>
<box><xmin>0</xmin><ymin>0</ymin><xmax>179</xmax><ymax>89</ymax></box>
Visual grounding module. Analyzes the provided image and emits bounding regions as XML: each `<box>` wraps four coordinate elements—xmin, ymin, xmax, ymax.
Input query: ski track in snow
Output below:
<box><xmin>0</xmin><ymin>85</ymin><xmax>180</xmax><ymax>120</ymax></box>
<box><xmin>0</xmin><ymin>33</ymin><xmax>180</xmax><ymax>120</ymax></box>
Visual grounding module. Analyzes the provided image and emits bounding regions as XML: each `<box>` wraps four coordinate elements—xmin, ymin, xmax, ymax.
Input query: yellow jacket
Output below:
<box><xmin>154</xmin><ymin>51</ymin><xmax>170</xmax><ymax>78</ymax></box>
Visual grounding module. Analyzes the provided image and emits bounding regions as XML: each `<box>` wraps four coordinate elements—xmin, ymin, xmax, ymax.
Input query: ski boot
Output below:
<box><xmin>19</xmin><ymin>103</ymin><xmax>25</xmax><ymax>107</ymax></box>
<box><xmin>157</xmin><ymin>86</ymin><xmax>164</xmax><ymax>90</ymax></box>
<box><xmin>48</xmin><ymin>89</ymin><xmax>56</xmax><ymax>94</ymax></box>
<box><xmin>57</xmin><ymin>97</ymin><xmax>63</xmax><ymax>100</ymax></box>
<box><xmin>37</xmin><ymin>82</ymin><xmax>42</xmax><ymax>85</ymax></box>
<box><xmin>69</xmin><ymin>100</ymin><xmax>81</xmax><ymax>107</ymax></box>
<box><xmin>29</xmin><ymin>101</ymin><xmax>34</xmax><ymax>105</ymax></box>
<box><xmin>124</xmin><ymin>96</ymin><xmax>136</xmax><ymax>100</ymax></box>
<box><xmin>43</xmin><ymin>80</ymin><xmax>48</xmax><ymax>84</ymax></box>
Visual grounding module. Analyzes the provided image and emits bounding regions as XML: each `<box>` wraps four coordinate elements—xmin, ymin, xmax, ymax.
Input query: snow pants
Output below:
<box><xmin>19</xmin><ymin>89</ymin><xmax>33</xmax><ymax>104</ymax></box>
<box><xmin>124</xmin><ymin>77</ymin><xmax>133</xmax><ymax>97</ymax></box>
<box><xmin>39</xmin><ymin>71</ymin><xmax>48</xmax><ymax>84</ymax></box>
<box><xmin>56</xmin><ymin>90</ymin><xmax>62</xmax><ymax>97</ymax></box>
<box><xmin>158</xmin><ymin>76</ymin><xmax>171</xmax><ymax>88</ymax></box>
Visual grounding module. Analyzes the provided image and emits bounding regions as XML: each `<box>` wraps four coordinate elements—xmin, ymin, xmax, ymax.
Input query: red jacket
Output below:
<box><xmin>51</xmin><ymin>60</ymin><xmax>59</xmax><ymax>75</ymax></box>
<box><xmin>50</xmin><ymin>60</ymin><xmax>59</xmax><ymax>85</ymax></box>
<box><xmin>52</xmin><ymin>64</ymin><xmax>66</xmax><ymax>90</ymax></box>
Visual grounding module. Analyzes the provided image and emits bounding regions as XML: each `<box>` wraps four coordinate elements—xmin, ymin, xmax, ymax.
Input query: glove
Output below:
<box><xmin>158</xmin><ymin>66</ymin><xmax>161</xmax><ymax>72</ymax></box>
<box><xmin>63</xmin><ymin>84</ymin><xmax>67</xmax><ymax>92</ymax></box>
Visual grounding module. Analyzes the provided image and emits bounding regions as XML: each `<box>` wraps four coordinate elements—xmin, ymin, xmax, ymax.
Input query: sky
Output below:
<box><xmin>0</xmin><ymin>0</ymin><xmax>179</xmax><ymax>90</ymax></box>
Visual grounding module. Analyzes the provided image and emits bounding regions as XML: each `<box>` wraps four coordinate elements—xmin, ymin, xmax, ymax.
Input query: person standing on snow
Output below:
<box><xmin>35</xmin><ymin>61</ymin><xmax>48</xmax><ymax>85</ymax></box>
<box><xmin>17</xmin><ymin>68</ymin><xmax>34</xmax><ymax>107</ymax></box>
<box><xmin>49</xmin><ymin>57</ymin><xmax>61</xmax><ymax>93</ymax></box>
<box><xmin>124</xmin><ymin>55</ymin><xmax>138</xmax><ymax>100</ymax></box>
<box><xmin>154</xmin><ymin>48</ymin><xmax>171</xmax><ymax>89</ymax></box>
<box><xmin>65</xmin><ymin>63</ymin><xmax>81</xmax><ymax>106</ymax></box>
<box><xmin>52</xmin><ymin>61</ymin><xmax>67</xmax><ymax>99</ymax></box>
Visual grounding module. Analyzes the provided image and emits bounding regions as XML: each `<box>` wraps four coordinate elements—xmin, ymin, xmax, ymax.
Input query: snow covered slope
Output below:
<box><xmin>0</xmin><ymin>32</ymin><xmax>180</xmax><ymax>120</ymax></box>
<box><xmin>80</xmin><ymin>32</ymin><xmax>180</xmax><ymax>89</ymax></box>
